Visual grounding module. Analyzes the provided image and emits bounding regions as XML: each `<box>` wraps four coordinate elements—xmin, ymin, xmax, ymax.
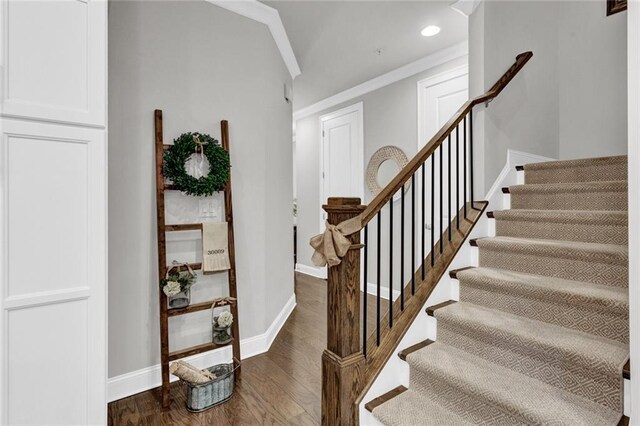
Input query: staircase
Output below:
<box><xmin>368</xmin><ymin>155</ymin><xmax>630</xmax><ymax>425</ymax></box>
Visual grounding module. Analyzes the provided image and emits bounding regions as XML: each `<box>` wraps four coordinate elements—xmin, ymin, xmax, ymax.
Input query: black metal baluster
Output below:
<box><xmin>456</xmin><ymin>125</ymin><xmax>460</xmax><ymax>230</ymax></box>
<box><xmin>400</xmin><ymin>187</ymin><xmax>405</xmax><ymax>310</ymax></box>
<box><xmin>421</xmin><ymin>163</ymin><xmax>426</xmax><ymax>280</ymax></box>
<box><xmin>463</xmin><ymin>116</ymin><xmax>467</xmax><ymax>218</ymax></box>
<box><xmin>447</xmin><ymin>134</ymin><xmax>451</xmax><ymax>242</ymax></box>
<box><xmin>439</xmin><ymin>145</ymin><xmax>443</xmax><ymax>254</ymax></box>
<box><xmin>363</xmin><ymin>225</ymin><xmax>368</xmax><ymax>357</ymax></box>
<box><xmin>431</xmin><ymin>155</ymin><xmax>435</xmax><ymax>267</ymax></box>
<box><xmin>470</xmin><ymin>109</ymin><xmax>474</xmax><ymax>207</ymax></box>
<box><xmin>389</xmin><ymin>201</ymin><xmax>393</xmax><ymax>328</ymax></box>
<box><xmin>376</xmin><ymin>211</ymin><xmax>381</xmax><ymax>346</ymax></box>
<box><xmin>411</xmin><ymin>174</ymin><xmax>415</xmax><ymax>295</ymax></box>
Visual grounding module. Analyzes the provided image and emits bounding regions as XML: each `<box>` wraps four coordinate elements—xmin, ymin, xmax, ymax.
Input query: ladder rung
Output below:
<box><xmin>168</xmin><ymin>298</ymin><xmax>234</xmax><ymax>317</ymax></box>
<box><xmin>167</xmin><ymin>262</ymin><xmax>202</xmax><ymax>272</ymax></box>
<box><xmin>168</xmin><ymin>340</ymin><xmax>233</xmax><ymax>361</ymax></box>
<box><xmin>166</xmin><ymin>223</ymin><xmax>203</xmax><ymax>232</ymax></box>
<box><xmin>163</xmin><ymin>144</ymin><xmax>172</xmax><ymax>151</ymax></box>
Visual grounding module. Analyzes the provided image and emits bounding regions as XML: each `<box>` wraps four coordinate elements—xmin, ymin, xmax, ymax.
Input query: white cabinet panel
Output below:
<box><xmin>0</xmin><ymin>0</ymin><xmax>107</xmax><ymax>423</ymax></box>
<box><xmin>6</xmin><ymin>130</ymin><xmax>88</xmax><ymax>297</ymax></box>
<box><xmin>0</xmin><ymin>119</ymin><xmax>106</xmax><ymax>425</ymax></box>
<box><xmin>1</xmin><ymin>0</ymin><xmax>106</xmax><ymax>127</ymax></box>
<box><xmin>7</xmin><ymin>299</ymin><xmax>89</xmax><ymax>425</ymax></box>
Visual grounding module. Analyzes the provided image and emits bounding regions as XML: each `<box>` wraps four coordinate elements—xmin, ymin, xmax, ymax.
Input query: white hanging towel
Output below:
<box><xmin>202</xmin><ymin>222</ymin><xmax>231</xmax><ymax>273</ymax></box>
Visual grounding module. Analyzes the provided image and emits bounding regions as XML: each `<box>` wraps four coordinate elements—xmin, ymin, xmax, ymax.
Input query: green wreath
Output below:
<box><xmin>164</xmin><ymin>132</ymin><xmax>230</xmax><ymax>196</ymax></box>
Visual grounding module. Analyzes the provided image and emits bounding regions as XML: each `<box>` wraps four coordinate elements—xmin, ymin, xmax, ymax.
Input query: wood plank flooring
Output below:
<box><xmin>108</xmin><ymin>272</ymin><xmax>386</xmax><ymax>425</ymax></box>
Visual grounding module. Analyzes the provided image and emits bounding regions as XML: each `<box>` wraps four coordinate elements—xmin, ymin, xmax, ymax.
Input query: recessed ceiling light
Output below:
<box><xmin>421</xmin><ymin>25</ymin><xmax>441</xmax><ymax>37</ymax></box>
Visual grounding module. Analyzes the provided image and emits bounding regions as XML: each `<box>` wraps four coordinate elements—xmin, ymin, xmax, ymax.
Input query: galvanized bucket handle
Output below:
<box><xmin>166</xmin><ymin>260</ymin><xmax>196</xmax><ymax>279</ymax></box>
<box><xmin>210</xmin><ymin>297</ymin><xmax>236</xmax><ymax>324</ymax></box>
<box><xmin>217</xmin><ymin>358</ymin><xmax>241</xmax><ymax>380</ymax></box>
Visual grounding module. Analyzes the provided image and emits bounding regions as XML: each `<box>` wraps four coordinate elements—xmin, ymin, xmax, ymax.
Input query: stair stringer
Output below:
<box><xmin>359</xmin><ymin>149</ymin><xmax>554</xmax><ymax>425</ymax></box>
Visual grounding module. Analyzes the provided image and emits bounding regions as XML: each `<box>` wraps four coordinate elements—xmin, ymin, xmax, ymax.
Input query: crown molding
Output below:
<box><xmin>450</xmin><ymin>0</ymin><xmax>483</xmax><ymax>17</ymax></box>
<box><xmin>206</xmin><ymin>0</ymin><xmax>301</xmax><ymax>79</ymax></box>
<box><xmin>293</xmin><ymin>41</ymin><xmax>468</xmax><ymax>121</ymax></box>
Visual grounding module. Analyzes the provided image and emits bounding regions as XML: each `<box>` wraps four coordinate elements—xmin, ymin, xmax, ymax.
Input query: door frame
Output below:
<box><xmin>416</xmin><ymin>64</ymin><xmax>469</xmax><ymax>150</ymax></box>
<box><xmin>318</xmin><ymin>101</ymin><xmax>364</xmax><ymax>233</ymax></box>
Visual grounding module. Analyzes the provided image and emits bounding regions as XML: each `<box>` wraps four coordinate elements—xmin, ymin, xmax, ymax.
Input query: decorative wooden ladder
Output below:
<box><xmin>154</xmin><ymin>110</ymin><xmax>241</xmax><ymax>409</ymax></box>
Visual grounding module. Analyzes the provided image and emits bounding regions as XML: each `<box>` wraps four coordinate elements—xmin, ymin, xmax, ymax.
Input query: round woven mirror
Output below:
<box><xmin>366</xmin><ymin>146</ymin><xmax>410</xmax><ymax>201</ymax></box>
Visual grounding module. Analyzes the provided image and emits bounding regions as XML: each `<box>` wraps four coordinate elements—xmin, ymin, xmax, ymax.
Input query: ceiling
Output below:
<box><xmin>263</xmin><ymin>1</ymin><xmax>468</xmax><ymax>111</ymax></box>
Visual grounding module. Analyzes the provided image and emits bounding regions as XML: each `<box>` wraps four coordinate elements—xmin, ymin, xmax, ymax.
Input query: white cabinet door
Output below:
<box><xmin>0</xmin><ymin>1</ymin><xmax>107</xmax><ymax>425</ymax></box>
<box><xmin>1</xmin><ymin>0</ymin><xmax>107</xmax><ymax>127</ymax></box>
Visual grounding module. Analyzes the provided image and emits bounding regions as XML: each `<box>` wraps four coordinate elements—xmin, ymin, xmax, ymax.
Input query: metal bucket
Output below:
<box><xmin>168</xmin><ymin>288</ymin><xmax>191</xmax><ymax>309</ymax></box>
<box><xmin>184</xmin><ymin>362</ymin><xmax>236</xmax><ymax>412</ymax></box>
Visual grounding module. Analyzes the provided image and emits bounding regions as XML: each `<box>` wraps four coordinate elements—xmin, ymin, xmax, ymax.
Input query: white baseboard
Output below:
<box><xmin>365</xmin><ymin>282</ymin><xmax>401</xmax><ymax>301</ymax></box>
<box><xmin>295</xmin><ymin>262</ymin><xmax>327</xmax><ymax>279</ymax></box>
<box><xmin>107</xmin><ymin>294</ymin><xmax>297</xmax><ymax>402</ymax></box>
<box><xmin>507</xmin><ymin>149</ymin><xmax>554</xmax><ymax>167</ymax></box>
<box><xmin>485</xmin><ymin>149</ymin><xmax>555</xmax><ymax>207</ymax></box>
<box><xmin>296</xmin><ymin>262</ymin><xmax>402</xmax><ymax>302</ymax></box>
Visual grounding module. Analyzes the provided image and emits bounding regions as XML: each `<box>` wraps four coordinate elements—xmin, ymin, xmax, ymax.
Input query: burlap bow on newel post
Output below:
<box><xmin>309</xmin><ymin>215</ymin><xmax>362</xmax><ymax>267</ymax></box>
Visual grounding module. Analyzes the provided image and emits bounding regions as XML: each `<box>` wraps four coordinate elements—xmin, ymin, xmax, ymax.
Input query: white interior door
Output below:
<box><xmin>0</xmin><ymin>1</ymin><xmax>108</xmax><ymax>424</ymax></box>
<box><xmin>417</xmin><ymin>66</ymin><xmax>468</xmax><ymax>249</ymax></box>
<box><xmin>419</xmin><ymin>67</ymin><xmax>469</xmax><ymax>146</ymax></box>
<box><xmin>320</xmin><ymin>102</ymin><xmax>364</xmax><ymax>226</ymax></box>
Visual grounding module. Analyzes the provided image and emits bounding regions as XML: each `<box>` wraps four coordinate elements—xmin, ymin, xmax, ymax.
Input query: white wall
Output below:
<box><xmin>470</xmin><ymin>0</ymin><xmax>627</xmax><ymax>193</ymax></box>
<box><xmin>295</xmin><ymin>56</ymin><xmax>468</xmax><ymax>277</ymax></box>
<box><xmin>470</xmin><ymin>0</ymin><xmax>560</xmax><ymax>195</ymax></box>
<box><xmin>108</xmin><ymin>1</ymin><xmax>294</xmax><ymax>380</ymax></box>
<box><xmin>558</xmin><ymin>1</ymin><xmax>628</xmax><ymax>159</ymax></box>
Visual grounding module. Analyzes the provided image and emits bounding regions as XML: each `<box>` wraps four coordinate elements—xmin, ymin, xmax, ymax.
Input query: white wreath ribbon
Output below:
<box><xmin>192</xmin><ymin>134</ymin><xmax>209</xmax><ymax>178</ymax></box>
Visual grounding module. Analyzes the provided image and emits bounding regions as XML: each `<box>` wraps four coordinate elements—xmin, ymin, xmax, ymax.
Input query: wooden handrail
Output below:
<box><xmin>360</xmin><ymin>51</ymin><xmax>532</xmax><ymax>224</ymax></box>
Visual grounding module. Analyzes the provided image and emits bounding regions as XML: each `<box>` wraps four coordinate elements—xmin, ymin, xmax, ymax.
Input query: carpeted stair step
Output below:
<box><xmin>456</xmin><ymin>267</ymin><xmax>629</xmax><ymax>343</ymax></box>
<box><xmin>396</xmin><ymin>342</ymin><xmax>621</xmax><ymax>425</ymax></box>
<box><xmin>508</xmin><ymin>181</ymin><xmax>627</xmax><ymax>211</ymax></box>
<box><xmin>370</xmin><ymin>386</ymin><xmax>476</xmax><ymax>426</ymax></box>
<box><xmin>476</xmin><ymin>236</ymin><xmax>628</xmax><ymax>288</ymax></box>
<box><xmin>431</xmin><ymin>302</ymin><xmax>628</xmax><ymax>411</ymax></box>
<box><xmin>523</xmin><ymin>155</ymin><xmax>627</xmax><ymax>184</ymax></box>
<box><xmin>491</xmin><ymin>209</ymin><xmax>628</xmax><ymax>245</ymax></box>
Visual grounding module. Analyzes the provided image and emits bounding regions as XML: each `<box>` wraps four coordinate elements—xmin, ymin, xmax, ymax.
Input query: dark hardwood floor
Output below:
<box><xmin>108</xmin><ymin>272</ymin><xmax>386</xmax><ymax>425</ymax></box>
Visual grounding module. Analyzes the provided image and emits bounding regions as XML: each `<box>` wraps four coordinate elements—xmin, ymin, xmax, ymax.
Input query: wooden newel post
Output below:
<box><xmin>321</xmin><ymin>197</ymin><xmax>366</xmax><ymax>426</ymax></box>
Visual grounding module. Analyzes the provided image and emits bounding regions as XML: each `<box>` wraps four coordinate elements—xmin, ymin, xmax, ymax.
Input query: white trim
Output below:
<box><xmin>628</xmin><ymin>0</ymin><xmax>639</xmax><ymax>419</ymax></box>
<box><xmin>365</xmin><ymin>283</ymin><xmax>401</xmax><ymax>302</ymax></box>
<box><xmin>205</xmin><ymin>0</ymin><xmax>301</xmax><ymax>79</ymax></box>
<box><xmin>293</xmin><ymin>265</ymin><xmax>401</xmax><ymax>302</ymax></box>
<box><xmin>319</xmin><ymin>102</ymin><xmax>365</xmax><ymax>234</ymax></box>
<box><xmin>293</xmin><ymin>42</ymin><xmax>469</xmax><ymax>121</ymax></box>
<box><xmin>295</xmin><ymin>263</ymin><xmax>327</xmax><ymax>280</ymax></box>
<box><xmin>485</xmin><ymin>149</ymin><xmax>554</xmax><ymax>201</ymax></box>
<box><xmin>107</xmin><ymin>294</ymin><xmax>296</xmax><ymax>402</ymax></box>
<box><xmin>450</xmin><ymin>0</ymin><xmax>483</xmax><ymax>17</ymax></box>
<box><xmin>416</xmin><ymin>64</ymin><xmax>469</xmax><ymax>150</ymax></box>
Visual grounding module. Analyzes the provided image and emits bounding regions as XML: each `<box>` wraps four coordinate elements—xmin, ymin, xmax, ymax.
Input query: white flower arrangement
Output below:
<box><xmin>216</xmin><ymin>311</ymin><xmax>233</xmax><ymax>328</ymax></box>
<box><xmin>160</xmin><ymin>265</ymin><xmax>196</xmax><ymax>300</ymax></box>
<box><xmin>163</xmin><ymin>280</ymin><xmax>182</xmax><ymax>297</ymax></box>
